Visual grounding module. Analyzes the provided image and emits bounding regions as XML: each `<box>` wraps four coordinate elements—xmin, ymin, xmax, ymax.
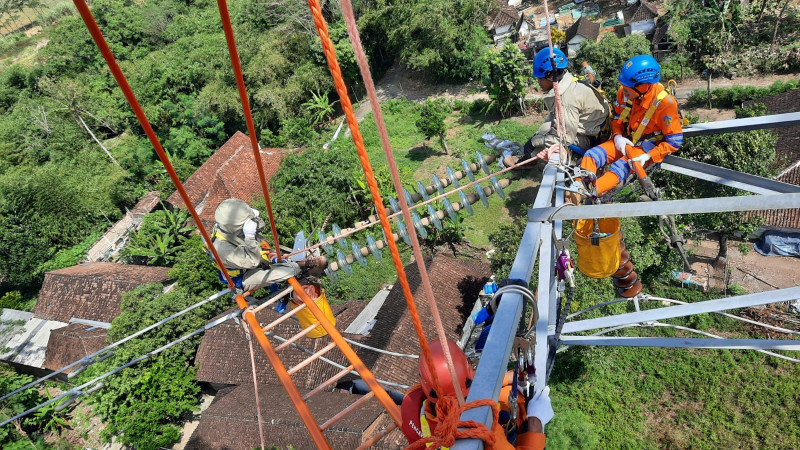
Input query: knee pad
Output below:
<box><xmin>609</xmin><ymin>160</ymin><xmax>631</xmax><ymax>181</ymax></box>
<box><xmin>584</xmin><ymin>146</ymin><xmax>608</xmax><ymax>169</ymax></box>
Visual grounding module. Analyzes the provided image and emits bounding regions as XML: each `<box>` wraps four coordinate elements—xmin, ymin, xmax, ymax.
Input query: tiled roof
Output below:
<box><xmin>623</xmin><ymin>0</ymin><xmax>658</xmax><ymax>24</ymax></box>
<box><xmin>33</xmin><ymin>262</ymin><xmax>171</xmax><ymax>323</ymax></box>
<box><xmin>166</xmin><ymin>132</ymin><xmax>290</xmax><ymax>227</ymax></box>
<box><xmin>743</xmin><ymin>90</ymin><xmax>800</xmax><ymax>229</ymax></box>
<box><xmin>353</xmin><ymin>256</ymin><xmax>490</xmax><ymax>387</ymax></box>
<box><xmin>44</xmin><ymin>323</ymin><xmax>107</xmax><ymax>373</ymax></box>
<box><xmin>186</xmin><ymin>383</ymin><xmax>386</xmax><ymax>449</ymax></box>
<box><xmin>130</xmin><ymin>191</ymin><xmax>161</xmax><ymax>215</ymax></box>
<box><xmin>652</xmin><ymin>19</ymin><xmax>670</xmax><ymax>44</ymax></box>
<box><xmin>565</xmin><ymin>17</ymin><xmax>600</xmax><ymax>43</ymax></box>
<box><xmin>487</xmin><ymin>5</ymin><xmax>520</xmax><ymax>30</ymax></box>
<box><xmin>194</xmin><ymin>300</ymin><xmax>365</xmax><ymax>390</ymax></box>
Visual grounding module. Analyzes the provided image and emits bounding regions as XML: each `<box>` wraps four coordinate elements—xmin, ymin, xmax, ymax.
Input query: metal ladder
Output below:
<box><xmin>234</xmin><ymin>277</ymin><xmax>401</xmax><ymax>449</ymax></box>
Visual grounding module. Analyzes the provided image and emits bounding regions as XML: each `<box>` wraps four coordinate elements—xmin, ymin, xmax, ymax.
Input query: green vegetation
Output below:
<box><xmin>416</xmin><ymin>99</ymin><xmax>450</xmax><ymax>154</ymax></box>
<box><xmin>80</xmin><ymin>283</ymin><xmax>229</xmax><ymax>449</ymax></box>
<box><xmin>484</xmin><ymin>45</ymin><xmax>529</xmax><ymax>117</ymax></box>
<box><xmin>121</xmin><ymin>207</ymin><xmax>193</xmax><ymax>266</ymax></box>
<box><xmin>687</xmin><ymin>79</ymin><xmax>800</xmax><ymax>108</ymax></box>
<box><xmin>574</xmin><ymin>34</ymin><xmax>652</xmax><ymax>83</ymax></box>
<box><xmin>0</xmin><ymin>368</ymin><xmax>57</xmax><ymax>447</ymax></box>
<box><xmin>666</xmin><ymin>0</ymin><xmax>800</xmax><ymax>76</ymax></box>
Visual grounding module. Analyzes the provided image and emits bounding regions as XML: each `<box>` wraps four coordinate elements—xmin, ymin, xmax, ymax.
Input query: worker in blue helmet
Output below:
<box><xmin>575</xmin><ymin>55</ymin><xmax>684</xmax><ymax>197</ymax></box>
<box><xmin>503</xmin><ymin>47</ymin><xmax>609</xmax><ymax>170</ymax></box>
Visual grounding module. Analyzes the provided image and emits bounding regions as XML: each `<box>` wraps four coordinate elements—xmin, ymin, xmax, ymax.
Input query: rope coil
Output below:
<box><xmin>407</xmin><ymin>397</ymin><xmax>499</xmax><ymax>450</ymax></box>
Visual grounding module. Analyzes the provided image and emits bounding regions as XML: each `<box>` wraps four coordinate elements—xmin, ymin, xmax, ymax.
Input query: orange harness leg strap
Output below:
<box><xmin>407</xmin><ymin>397</ymin><xmax>499</xmax><ymax>450</ymax></box>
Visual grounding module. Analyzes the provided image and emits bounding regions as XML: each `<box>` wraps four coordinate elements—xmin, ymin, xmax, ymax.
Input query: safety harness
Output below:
<box><xmin>618</xmin><ymin>84</ymin><xmax>670</xmax><ymax>145</ymax></box>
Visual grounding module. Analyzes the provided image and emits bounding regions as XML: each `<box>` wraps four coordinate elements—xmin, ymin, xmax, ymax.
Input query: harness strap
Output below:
<box><xmin>618</xmin><ymin>83</ymin><xmax>669</xmax><ymax>144</ymax></box>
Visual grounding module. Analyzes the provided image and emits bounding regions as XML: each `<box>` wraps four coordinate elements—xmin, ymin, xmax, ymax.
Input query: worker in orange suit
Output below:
<box><xmin>578</xmin><ymin>55</ymin><xmax>684</xmax><ymax>196</ymax></box>
<box><xmin>401</xmin><ymin>340</ymin><xmax>551</xmax><ymax>449</ymax></box>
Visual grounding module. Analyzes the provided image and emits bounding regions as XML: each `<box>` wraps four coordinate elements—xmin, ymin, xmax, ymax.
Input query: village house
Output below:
<box><xmin>564</xmin><ymin>16</ymin><xmax>601</xmax><ymax>57</ymax></box>
<box><xmin>621</xmin><ymin>0</ymin><xmax>659</xmax><ymax>36</ymax></box>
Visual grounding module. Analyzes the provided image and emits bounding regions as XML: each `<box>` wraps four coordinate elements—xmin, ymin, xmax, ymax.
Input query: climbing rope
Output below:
<box><xmin>241</xmin><ymin>316</ymin><xmax>267</xmax><ymax>450</ymax></box>
<box><xmin>406</xmin><ymin>397</ymin><xmax>499</xmax><ymax>450</ymax></box>
<box><xmin>542</xmin><ymin>0</ymin><xmax>569</xmax><ymax>166</ymax></box>
<box><xmin>305</xmin><ymin>0</ymin><xmax>452</xmax><ymax>405</ymax></box>
<box><xmin>216</xmin><ymin>0</ymin><xmax>282</xmax><ymax>259</ymax></box>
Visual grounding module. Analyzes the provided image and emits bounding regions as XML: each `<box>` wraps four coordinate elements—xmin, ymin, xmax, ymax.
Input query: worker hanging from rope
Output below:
<box><xmin>401</xmin><ymin>339</ymin><xmax>552</xmax><ymax>449</ymax></box>
<box><xmin>576</xmin><ymin>55</ymin><xmax>684</xmax><ymax>198</ymax></box>
<box><xmin>503</xmin><ymin>48</ymin><xmax>610</xmax><ymax>170</ymax></box>
<box><xmin>210</xmin><ymin>199</ymin><xmax>327</xmax><ymax>291</ymax></box>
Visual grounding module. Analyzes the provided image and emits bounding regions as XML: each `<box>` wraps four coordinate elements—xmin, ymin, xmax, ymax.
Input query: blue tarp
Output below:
<box><xmin>754</xmin><ymin>231</ymin><xmax>800</xmax><ymax>257</ymax></box>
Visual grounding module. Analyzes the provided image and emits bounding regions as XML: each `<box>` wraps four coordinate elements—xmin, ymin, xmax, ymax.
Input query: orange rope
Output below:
<box><xmin>73</xmin><ymin>0</ymin><xmax>236</xmax><ymax>290</ymax></box>
<box><xmin>216</xmin><ymin>0</ymin><xmax>283</xmax><ymax>259</ymax></box>
<box><xmin>407</xmin><ymin>398</ymin><xmax>499</xmax><ymax>450</ymax></box>
<box><xmin>338</xmin><ymin>0</ymin><xmax>465</xmax><ymax>405</ymax></box>
<box><xmin>304</xmin><ymin>0</ymin><xmax>443</xmax><ymax>399</ymax></box>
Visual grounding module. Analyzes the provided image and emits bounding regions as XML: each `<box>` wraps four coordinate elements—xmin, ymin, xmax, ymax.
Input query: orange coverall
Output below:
<box><xmin>579</xmin><ymin>82</ymin><xmax>684</xmax><ymax>194</ymax></box>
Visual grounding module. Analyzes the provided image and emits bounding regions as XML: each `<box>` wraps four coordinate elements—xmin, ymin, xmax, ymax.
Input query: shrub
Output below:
<box><xmin>36</xmin><ymin>232</ymin><xmax>101</xmax><ymax>276</ymax></box>
<box><xmin>0</xmin><ymin>291</ymin><xmax>34</xmax><ymax>311</ymax></box>
<box><xmin>687</xmin><ymin>80</ymin><xmax>800</xmax><ymax>108</ymax></box>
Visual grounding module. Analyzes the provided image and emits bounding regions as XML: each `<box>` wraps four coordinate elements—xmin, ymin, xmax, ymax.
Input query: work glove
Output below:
<box><xmin>613</xmin><ymin>135</ymin><xmax>634</xmax><ymax>157</ymax></box>
<box><xmin>526</xmin><ymin>386</ymin><xmax>554</xmax><ymax>426</ymax></box>
<box><xmin>242</xmin><ymin>218</ymin><xmax>258</xmax><ymax>240</ymax></box>
<box><xmin>251</xmin><ymin>208</ymin><xmax>260</xmax><ymax>218</ymax></box>
<box><xmin>630</xmin><ymin>152</ymin><xmax>652</xmax><ymax>165</ymax></box>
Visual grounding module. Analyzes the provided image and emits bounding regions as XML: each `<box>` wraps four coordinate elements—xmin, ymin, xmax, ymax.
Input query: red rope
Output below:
<box><xmin>241</xmin><ymin>318</ymin><xmax>267</xmax><ymax>450</ymax></box>
<box><xmin>407</xmin><ymin>398</ymin><xmax>499</xmax><ymax>450</ymax></box>
<box><xmin>305</xmin><ymin>0</ymin><xmax>443</xmax><ymax>398</ymax></box>
<box><xmin>73</xmin><ymin>0</ymin><xmax>236</xmax><ymax>290</ymax></box>
<box><xmin>216</xmin><ymin>0</ymin><xmax>283</xmax><ymax>259</ymax></box>
<box><xmin>338</xmin><ymin>0</ymin><xmax>465</xmax><ymax>405</ymax></box>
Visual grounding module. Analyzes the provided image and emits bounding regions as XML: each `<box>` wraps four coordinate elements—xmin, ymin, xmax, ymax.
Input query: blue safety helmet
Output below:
<box><xmin>618</xmin><ymin>55</ymin><xmax>661</xmax><ymax>87</ymax></box>
<box><xmin>532</xmin><ymin>47</ymin><xmax>568</xmax><ymax>79</ymax></box>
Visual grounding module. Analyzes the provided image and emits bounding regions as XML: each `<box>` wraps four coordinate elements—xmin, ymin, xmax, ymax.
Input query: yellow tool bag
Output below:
<box><xmin>574</xmin><ymin>218</ymin><xmax>621</xmax><ymax>279</ymax></box>
<box><xmin>291</xmin><ymin>283</ymin><xmax>335</xmax><ymax>338</ymax></box>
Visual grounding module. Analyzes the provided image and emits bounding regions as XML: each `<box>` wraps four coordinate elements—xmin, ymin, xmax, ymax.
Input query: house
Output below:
<box><xmin>188</xmin><ymin>255</ymin><xmax>491</xmax><ymax>449</ymax></box>
<box><xmin>30</xmin><ymin>262</ymin><xmax>170</xmax><ymax>374</ymax></box>
<box><xmin>621</xmin><ymin>0</ymin><xmax>659</xmax><ymax>35</ymax></box>
<box><xmin>166</xmin><ymin>131</ymin><xmax>290</xmax><ymax>229</ymax></box>
<box><xmin>564</xmin><ymin>17</ymin><xmax>600</xmax><ymax>57</ymax></box>
<box><xmin>486</xmin><ymin>2</ymin><xmax>522</xmax><ymax>46</ymax></box>
<box><xmin>651</xmin><ymin>19</ymin><xmax>673</xmax><ymax>61</ymax></box>
<box><xmin>33</xmin><ymin>262</ymin><xmax>171</xmax><ymax>324</ymax></box>
<box><xmin>743</xmin><ymin>90</ymin><xmax>800</xmax><ymax>230</ymax></box>
<box><xmin>528</xmin><ymin>27</ymin><xmax>552</xmax><ymax>52</ymax></box>
<box><xmin>86</xmin><ymin>191</ymin><xmax>161</xmax><ymax>262</ymax></box>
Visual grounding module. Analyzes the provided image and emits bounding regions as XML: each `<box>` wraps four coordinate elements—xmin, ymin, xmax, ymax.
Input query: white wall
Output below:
<box><xmin>567</xmin><ymin>35</ymin><xmax>587</xmax><ymax>56</ymax></box>
<box><xmin>630</xmin><ymin>18</ymin><xmax>655</xmax><ymax>35</ymax></box>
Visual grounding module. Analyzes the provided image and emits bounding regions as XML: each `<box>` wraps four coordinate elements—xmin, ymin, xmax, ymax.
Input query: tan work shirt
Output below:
<box><xmin>529</xmin><ymin>71</ymin><xmax>608</xmax><ymax>151</ymax></box>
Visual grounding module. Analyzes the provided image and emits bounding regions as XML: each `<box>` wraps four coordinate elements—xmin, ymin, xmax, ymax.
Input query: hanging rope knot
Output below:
<box><xmin>408</xmin><ymin>397</ymin><xmax>499</xmax><ymax>450</ymax></box>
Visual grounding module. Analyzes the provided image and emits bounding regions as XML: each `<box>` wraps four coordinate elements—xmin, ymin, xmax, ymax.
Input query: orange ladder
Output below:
<box><xmin>235</xmin><ymin>277</ymin><xmax>401</xmax><ymax>449</ymax></box>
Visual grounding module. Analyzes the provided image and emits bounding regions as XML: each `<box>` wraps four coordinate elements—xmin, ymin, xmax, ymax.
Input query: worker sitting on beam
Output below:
<box><xmin>577</xmin><ymin>55</ymin><xmax>684</xmax><ymax>197</ymax></box>
<box><xmin>504</xmin><ymin>48</ymin><xmax>609</xmax><ymax>169</ymax></box>
<box><xmin>401</xmin><ymin>339</ymin><xmax>552</xmax><ymax>449</ymax></box>
<box><xmin>210</xmin><ymin>199</ymin><xmax>327</xmax><ymax>291</ymax></box>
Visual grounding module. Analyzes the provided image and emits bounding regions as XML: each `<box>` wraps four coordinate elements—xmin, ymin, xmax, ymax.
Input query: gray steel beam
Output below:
<box><xmin>453</xmin><ymin>156</ymin><xmax>559</xmax><ymax>450</ymax></box>
<box><xmin>682</xmin><ymin>112</ymin><xmax>800</xmax><ymax>138</ymax></box>
<box><xmin>535</xmin><ymin>221</ymin><xmax>553</xmax><ymax>392</ymax></box>
<box><xmin>528</xmin><ymin>192</ymin><xmax>800</xmax><ymax>222</ymax></box>
<box><xmin>559</xmin><ymin>336</ymin><xmax>800</xmax><ymax>351</ymax></box>
<box><xmin>562</xmin><ymin>286</ymin><xmax>800</xmax><ymax>334</ymax></box>
<box><xmin>661</xmin><ymin>155</ymin><xmax>800</xmax><ymax>195</ymax></box>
